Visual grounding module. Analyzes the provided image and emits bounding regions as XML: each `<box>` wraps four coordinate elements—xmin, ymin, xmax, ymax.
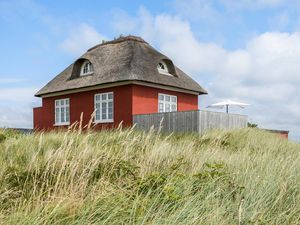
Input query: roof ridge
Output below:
<box><xmin>87</xmin><ymin>35</ymin><xmax>147</xmax><ymax>52</ymax></box>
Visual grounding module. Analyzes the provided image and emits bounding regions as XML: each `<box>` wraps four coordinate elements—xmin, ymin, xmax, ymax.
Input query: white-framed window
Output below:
<box><xmin>94</xmin><ymin>92</ymin><xmax>113</xmax><ymax>123</ymax></box>
<box><xmin>80</xmin><ymin>60</ymin><xmax>94</xmax><ymax>76</ymax></box>
<box><xmin>157</xmin><ymin>61</ymin><xmax>172</xmax><ymax>76</ymax></box>
<box><xmin>55</xmin><ymin>98</ymin><xmax>70</xmax><ymax>125</ymax></box>
<box><xmin>158</xmin><ymin>93</ymin><xmax>177</xmax><ymax>113</ymax></box>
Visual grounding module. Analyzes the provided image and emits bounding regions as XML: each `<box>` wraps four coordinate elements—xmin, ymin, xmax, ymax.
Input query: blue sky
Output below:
<box><xmin>1</xmin><ymin>0</ymin><xmax>300</xmax><ymax>140</ymax></box>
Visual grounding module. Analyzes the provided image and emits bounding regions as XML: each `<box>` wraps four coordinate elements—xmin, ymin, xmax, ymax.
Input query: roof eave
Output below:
<box><xmin>35</xmin><ymin>80</ymin><xmax>207</xmax><ymax>98</ymax></box>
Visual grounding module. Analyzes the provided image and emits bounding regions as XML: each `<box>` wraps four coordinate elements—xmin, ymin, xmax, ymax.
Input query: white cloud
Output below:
<box><xmin>60</xmin><ymin>23</ymin><xmax>106</xmax><ymax>55</ymax></box>
<box><xmin>268</xmin><ymin>12</ymin><xmax>290</xmax><ymax>30</ymax></box>
<box><xmin>110</xmin><ymin>8</ymin><xmax>300</xmax><ymax>140</ymax></box>
<box><xmin>173</xmin><ymin>0</ymin><xmax>300</xmax><ymax>12</ymax></box>
<box><xmin>0</xmin><ymin>78</ymin><xmax>26</xmax><ymax>84</ymax></box>
<box><xmin>0</xmin><ymin>0</ymin><xmax>43</xmax><ymax>23</ymax></box>
<box><xmin>110</xmin><ymin>9</ymin><xmax>138</xmax><ymax>34</ymax></box>
<box><xmin>0</xmin><ymin>87</ymin><xmax>39</xmax><ymax>128</ymax></box>
<box><xmin>220</xmin><ymin>0</ymin><xmax>286</xmax><ymax>10</ymax></box>
<box><xmin>0</xmin><ymin>105</ymin><xmax>33</xmax><ymax>129</ymax></box>
<box><xmin>0</xmin><ymin>87</ymin><xmax>37</xmax><ymax>101</ymax></box>
<box><xmin>174</xmin><ymin>0</ymin><xmax>221</xmax><ymax>22</ymax></box>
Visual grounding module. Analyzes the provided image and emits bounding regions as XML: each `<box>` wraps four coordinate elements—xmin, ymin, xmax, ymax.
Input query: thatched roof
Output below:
<box><xmin>35</xmin><ymin>35</ymin><xmax>207</xmax><ymax>97</ymax></box>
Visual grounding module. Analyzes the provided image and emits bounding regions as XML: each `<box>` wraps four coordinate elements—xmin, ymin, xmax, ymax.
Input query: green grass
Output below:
<box><xmin>0</xmin><ymin>127</ymin><xmax>299</xmax><ymax>224</ymax></box>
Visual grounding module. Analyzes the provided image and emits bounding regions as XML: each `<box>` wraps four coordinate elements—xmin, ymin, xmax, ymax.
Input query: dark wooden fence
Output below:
<box><xmin>133</xmin><ymin>110</ymin><xmax>248</xmax><ymax>133</ymax></box>
<box><xmin>2</xmin><ymin>128</ymin><xmax>33</xmax><ymax>134</ymax></box>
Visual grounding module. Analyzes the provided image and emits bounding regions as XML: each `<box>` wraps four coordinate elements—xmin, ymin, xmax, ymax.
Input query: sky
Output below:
<box><xmin>1</xmin><ymin>0</ymin><xmax>300</xmax><ymax>141</ymax></box>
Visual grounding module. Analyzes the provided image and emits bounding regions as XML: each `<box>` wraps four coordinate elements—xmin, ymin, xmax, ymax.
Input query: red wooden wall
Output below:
<box><xmin>33</xmin><ymin>84</ymin><xmax>199</xmax><ymax>131</ymax></box>
<box><xmin>132</xmin><ymin>85</ymin><xmax>198</xmax><ymax>114</ymax></box>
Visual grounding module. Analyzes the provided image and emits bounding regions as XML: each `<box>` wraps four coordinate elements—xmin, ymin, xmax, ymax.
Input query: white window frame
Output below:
<box><xmin>80</xmin><ymin>60</ymin><xmax>94</xmax><ymax>76</ymax></box>
<box><xmin>158</xmin><ymin>93</ymin><xmax>177</xmax><ymax>113</ymax></box>
<box><xmin>94</xmin><ymin>92</ymin><xmax>114</xmax><ymax>123</ymax></box>
<box><xmin>157</xmin><ymin>61</ymin><xmax>172</xmax><ymax>76</ymax></box>
<box><xmin>54</xmin><ymin>98</ymin><xmax>70</xmax><ymax>126</ymax></box>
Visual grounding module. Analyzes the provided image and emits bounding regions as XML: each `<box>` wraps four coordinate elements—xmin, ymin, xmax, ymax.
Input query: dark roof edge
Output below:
<box><xmin>35</xmin><ymin>80</ymin><xmax>208</xmax><ymax>97</ymax></box>
<box><xmin>262</xmin><ymin>129</ymin><xmax>289</xmax><ymax>134</ymax></box>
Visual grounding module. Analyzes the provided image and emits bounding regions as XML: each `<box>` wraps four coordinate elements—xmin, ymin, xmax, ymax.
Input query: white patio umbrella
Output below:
<box><xmin>207</xmin><ymin>100</ymin><xmax>250</xmax><ymax>113</ymax></box>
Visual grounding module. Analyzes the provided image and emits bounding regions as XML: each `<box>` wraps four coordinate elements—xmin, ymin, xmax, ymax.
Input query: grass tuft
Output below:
<box><xmin>0</xmin><ymin>127</ymin><xmax>299</xmax><ymax>224</ymax></box>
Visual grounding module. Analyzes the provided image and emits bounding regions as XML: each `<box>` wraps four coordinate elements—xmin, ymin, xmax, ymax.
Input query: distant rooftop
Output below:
<box><xmin>262</xmin><ymin>129</ymin><xmax>289</xmax><ymax>134</ymax></box>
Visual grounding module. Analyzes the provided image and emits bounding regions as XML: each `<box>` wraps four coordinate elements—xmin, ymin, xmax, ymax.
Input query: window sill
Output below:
<box><xmin>158</xmin><ymin>70</ymin><xmax>173</xmax><ymax>76</ymax></box>
<box><xmin>54</xmin><ymin>123</ymin><xmax>70</xmax><ymax>126</ymax></box>
<box><xmin>80</xmin><ymin>72</ymin><xmax>94</xmax><ymax>76</ymax></box>
<box><xmin>158</xmin><ymin>111</ymin><xmax>177</xmax><ymax>113</ymax></box>
<box><xmin>94</xmin><ymin>120</ymin><xmax>114</xmax><ymax>124</ymax></box>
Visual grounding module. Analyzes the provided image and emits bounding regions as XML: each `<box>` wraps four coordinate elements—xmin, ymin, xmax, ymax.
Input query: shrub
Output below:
<box><xmin>0</xmin><ymin>133</ymin><xmax>6</xmax><ymax>143</ymax></box>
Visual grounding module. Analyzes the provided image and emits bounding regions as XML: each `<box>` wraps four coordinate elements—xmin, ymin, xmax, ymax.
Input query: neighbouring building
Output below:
<box><xmin>263</xmin><ymin>129</ymin><xmax>289</xmax><ymax>139</ymax></box>
<box><xmin>33</xmin><ymin>36</ymin><xmax>207</xmax><ymax>131</ymax></box>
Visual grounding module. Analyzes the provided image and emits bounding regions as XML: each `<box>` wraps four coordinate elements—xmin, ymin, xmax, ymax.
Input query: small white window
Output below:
<box><xmin>55</xmin><ymin>98</ymin><xmax>70</xmax><ymax>125</ymax></box>
<box><xmin>158</xmin><ymin>93</ymin><xmax>177</xmax><ymax>113</ymax></box>
<box><xmin>157</xmin><ymin>61</ymin><xmax>171</xmax><ymax>76</ymax></box>
<box><xmin>80</xmin><ymin>60</ymin><xmax>94</xmax><ymax>76</ymax></box>
<box><xmin>94</xmin><ymin>92</ymin><xmax>113</xmax><ymax>123</ymax></box>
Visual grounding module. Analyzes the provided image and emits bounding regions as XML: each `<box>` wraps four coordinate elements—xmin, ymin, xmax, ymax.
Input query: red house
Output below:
<box><xmin>33</xmin><ymin>36</ymin><xmax>207</xmax><ymax>130</ymax></box>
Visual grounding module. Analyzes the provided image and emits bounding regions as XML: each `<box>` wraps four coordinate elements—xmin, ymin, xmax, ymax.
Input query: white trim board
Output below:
<box><xmin>38</xmin><ymin>81</ymin><xmax>200</xmax><ymax>98</ymax></box>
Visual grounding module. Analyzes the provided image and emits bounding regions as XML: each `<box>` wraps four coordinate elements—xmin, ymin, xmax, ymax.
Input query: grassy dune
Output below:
<box><xmin>0</xmin><ymin>127</ymin><xmax>299</xmax><ymax>224</ymax></box>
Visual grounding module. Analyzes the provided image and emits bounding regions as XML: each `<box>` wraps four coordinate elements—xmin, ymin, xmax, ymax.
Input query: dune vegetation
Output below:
<box><xmin>0</xmin><ymin>127</ymin><xmax>299</xmax><ymax>225</ymax></box>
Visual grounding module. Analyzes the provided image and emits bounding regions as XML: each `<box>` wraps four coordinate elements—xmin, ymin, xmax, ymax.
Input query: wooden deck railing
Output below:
<box><xmin>133</xmin><ymin>110</ymin><xmax>248</xmax><ymax>133</ymax></box>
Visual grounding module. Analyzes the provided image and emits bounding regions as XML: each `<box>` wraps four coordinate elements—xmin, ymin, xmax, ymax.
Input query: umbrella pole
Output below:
<box><xmin>226</xmin><ymin>105</ymin><xmax>229</xmax><ymax>113</ymax></box>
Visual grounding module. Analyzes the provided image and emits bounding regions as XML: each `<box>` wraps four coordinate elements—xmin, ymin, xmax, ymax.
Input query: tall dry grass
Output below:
<box><xmin>0</xmin><ymin>127</ymin><xmax>299</xmax><ymax>224</ymax></box>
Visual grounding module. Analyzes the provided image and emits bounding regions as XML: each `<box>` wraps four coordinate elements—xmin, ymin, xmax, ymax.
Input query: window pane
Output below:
<box><xmin>95</xmin><ymin>102</ymin><xmax>100</xmax><ymax>120</ymax></box>
<box><xmin>108</xmin><ymin>113</ymin><xmax>113</xmax><ymax>119</ymax></box>
<box><xmin>65</xmin><ymin>99</ymin><xmax>69</xmax><ymax>105</ymax></box>
<box><xmin>171</xmin><ymin>96</ymin><xmax>176</xmax><ymax>103</ymax></box>
<box><xmin>84</xmin><ymin>63</ymin><xmax>88</xmax><ymax>73</ymax></box>
<box><xmin>66</xmin><ymin>107</ymin><xmax>70</xmax><ymax>122</ymax></box>
<box><xmin>171</xmin><ymin>104</ymin><xmax>176</xmax><ymax>112</ymax></box>
<box><xmin>108</xmin><ymin>102</ymin><xmax>113</xmax><ymax>107</ymax></box>
<box><xmin>55</xmin><ymin>108</ymin><xmax>60</xmax><ymax>123</ymax></box>
<box><xmin>102</xmin><ymin>94</ymin><xmax>107</xmax><ymax>100</ymax></box>
<box><xmin>56</xmin><ymin>101</ymin><xmax>60</xmax><ymax>106</ymax></box>
<box><xmin>165</xmin><ymin>96</ymin><xmax>170</xmax><ymax>102</ymax></box>
<box><xmin>108</xmin><ymin>93</ymin><xmax>113</xmax><ymax>100</ymax></box>
<box><xmin>159</xmin><ymin>95</ymin><xmax>164</xmax><ymax>101</ymax></box>
<box><xmin>102</xmin><ymin>101</ymin><xmax>107</xmax><ymax>119</ymax></box>
<box><xmin>165</xmin><ymin>104</ymin><xmax>170</xmax><ymax>112</ymax></box>
<box><xmin>159</xmin><ymin>103</ymin><xmax>164</xmax><ymax>111</ymax></box>
<box><xmin>108</xmin><ymin>108</ymin><xmax>113</xmax><ymax>113</ymax></box>
<box><xmin>61</xmin><ymin>108</ymin><xmax>65</xmax><ymax>123</ymax></box>
<box><xmin>96</xmin><ymin>95</ymin><xmax>100</xmax><ymax>101</ymax></box>
<box><xmin>96</xmin><ymin>109</ymin><xmax>100</xmax><ymax>120</ymax></box>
